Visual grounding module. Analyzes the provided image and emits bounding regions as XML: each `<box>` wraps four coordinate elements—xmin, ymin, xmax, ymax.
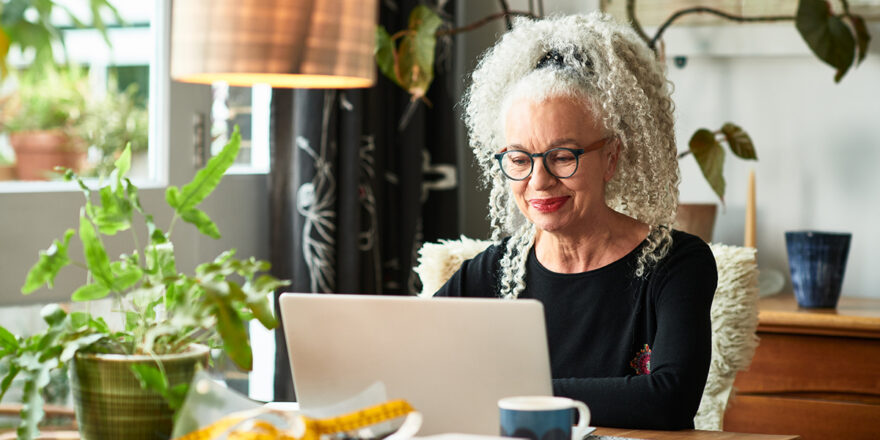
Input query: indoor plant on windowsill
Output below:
<box><xmin>78</xmin><ymin>78</ymin><xmax>150</xmax><ymax>178</ymax></box>
<box><xmin>0</xmin><ymin>68</ymin><xmax>89</xmax><ymax>181</ymax></box>
<box><xmin>0</xmin><ymin>127</ymin><xmax>288</xmax><ymax>440</ymax></box>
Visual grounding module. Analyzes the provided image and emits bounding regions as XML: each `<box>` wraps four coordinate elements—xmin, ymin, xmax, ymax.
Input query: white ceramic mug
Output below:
<box><xmin>498</xmin><ymin>396</ymin><xmax>591</xmax><ymax>440</ymax></box>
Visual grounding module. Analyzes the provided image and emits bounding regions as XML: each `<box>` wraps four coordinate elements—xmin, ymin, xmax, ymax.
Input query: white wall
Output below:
<box><xmin>667</xmin><ymin>23</ymin><xmax>880</xmax><ymax>298</ymax></box>
<box><xmin>455</xmin><ymin>3</ymin><xmax>880</xmax><ymax>298</ymax></box>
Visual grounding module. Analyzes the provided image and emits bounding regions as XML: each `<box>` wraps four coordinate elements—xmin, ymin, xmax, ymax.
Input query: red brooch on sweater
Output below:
<box><xmin>630</xmin><ymin>344</ymin><xmax>652</xmax><ymax>375</ymax></box>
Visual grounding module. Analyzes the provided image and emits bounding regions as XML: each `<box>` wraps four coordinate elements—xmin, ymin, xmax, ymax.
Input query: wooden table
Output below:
<box><xmin>1</xmin><ymin>429</ymin><xmax>800</xmax><ymax>440</ymax></box>
<box><xmin>595</xmin><ymin>427</ymin><xmax>798</xmax><ymax>439</ymax></box>
<box><xmin>723</xmin><ymin>293</ymin><xmax>880</xmax><ymax>440</ymax></box>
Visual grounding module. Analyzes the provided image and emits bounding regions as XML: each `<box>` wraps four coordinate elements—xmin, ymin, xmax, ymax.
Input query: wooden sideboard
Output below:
<box><xmin>723</xmin><ymin>294</ymin><xmax>880</xmax><ymax>440</ymax></box>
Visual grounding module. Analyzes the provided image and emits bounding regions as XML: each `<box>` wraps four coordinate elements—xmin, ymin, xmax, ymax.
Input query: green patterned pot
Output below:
<box><xmin>70</xmin><ymin>344</ymin><xmax>209</xmax><ymax>440</ymax></box>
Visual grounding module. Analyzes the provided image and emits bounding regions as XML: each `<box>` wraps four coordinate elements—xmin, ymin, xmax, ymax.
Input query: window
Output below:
<box><xmin>210</xmin><ymin>83</ymin><xmax>272</xmax><ymax>173</ymax></box>
<box><xmin>0</xmin><ymin>2</ymin><xmax>154</xmax><ymax>184</ymax></box>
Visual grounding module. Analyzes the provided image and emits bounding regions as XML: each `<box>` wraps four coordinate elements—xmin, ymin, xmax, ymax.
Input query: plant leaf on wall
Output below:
<box><xmin>849</xmin><ymin>15</ymin><xmax>870</xmax><ymax>64</ymax></box>
<box><xmin>796</xmin><ymin>0</ymin><xmax>856</xmax><ymax>82</ymax></box>
<box><xmin>689</xmin><ymin>128</ymin><xmax>726</xmax><ymax>202</ymax></box>
<box><xmin>720</xmin><ymin>123</ymin><xmax>757</xmax><ymax>160</ymax></box>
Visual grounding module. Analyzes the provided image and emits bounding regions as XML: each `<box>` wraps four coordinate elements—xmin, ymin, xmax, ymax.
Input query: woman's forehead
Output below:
<box><xmin>503</xmin><ymin>96</ymin><xmax>604</xmax><ymax>144</ymax></box>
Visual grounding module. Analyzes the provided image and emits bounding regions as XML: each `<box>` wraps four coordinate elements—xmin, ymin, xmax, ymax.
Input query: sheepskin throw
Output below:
<box><xmin>413</xmin><ymin>238</ymin><xmax>759</xmax><ymax>430</ymax></box>
<box><xmin>695</xmin><ymin>243</ymin><xmax>760</xmax><ymax>431</ymax></box>
<box><xmin>415</xmin><ymin>236</ymin><xmax>493</xmax><ymax>297</ymax></box>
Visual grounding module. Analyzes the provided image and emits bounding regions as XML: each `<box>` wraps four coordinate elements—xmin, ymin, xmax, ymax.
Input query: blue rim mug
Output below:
<box><xmin>499</xmin><ymin>396</ymin><xmax>591</xmax><ymax>440</ymax></box>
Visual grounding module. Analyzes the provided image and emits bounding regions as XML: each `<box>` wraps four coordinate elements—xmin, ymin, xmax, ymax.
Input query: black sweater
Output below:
<box><xmin>434</xmin><ymin>230</ymin><xmax>717</xmax><ymax>430</ymax></box>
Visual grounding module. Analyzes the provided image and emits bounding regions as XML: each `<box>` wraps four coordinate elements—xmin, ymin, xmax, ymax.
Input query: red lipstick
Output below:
<box><xmin>528</xmin><ymin>197</ymin><xmax>569</xmax><ymax>213</ymax></box>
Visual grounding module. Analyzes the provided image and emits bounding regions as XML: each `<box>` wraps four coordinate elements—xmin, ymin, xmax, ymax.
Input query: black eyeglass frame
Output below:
<box><xmin>493</xmin><ymin>137</ymin><xmax>614</xmax><ymax>181</ymax></box>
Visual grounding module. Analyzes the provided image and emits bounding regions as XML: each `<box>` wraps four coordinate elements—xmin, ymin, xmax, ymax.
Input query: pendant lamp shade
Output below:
<box><xmin>171</xmin><ymin>0</ymin><xmax>378</xmax><ymax>88</ymax></box>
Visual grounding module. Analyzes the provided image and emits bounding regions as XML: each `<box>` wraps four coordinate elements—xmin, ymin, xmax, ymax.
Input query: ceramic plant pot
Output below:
<box><xmin>785</xmin><ymin>231</ymin><xmax>852</xmax><ymax>309</ymax></box>
<box><xmin>674</xmin><ymin>203</ymin><xmax>717</xmax><ymax>243</ymax></box>
<box><xmin>70</xmin><ymin>344</ymin><xmax>209</xmax><ymax>440</ymax></box>
<box><xmin>9</xmin><ymin>130</ymin><xmax>86</xmax><ymax>180</ymax></box>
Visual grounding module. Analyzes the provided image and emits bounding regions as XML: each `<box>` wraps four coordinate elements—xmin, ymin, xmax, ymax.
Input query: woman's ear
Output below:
<box><xmin>603</xmin><ymin>138</ymin><xmax>621</xmax><ymax>182</ymax></box>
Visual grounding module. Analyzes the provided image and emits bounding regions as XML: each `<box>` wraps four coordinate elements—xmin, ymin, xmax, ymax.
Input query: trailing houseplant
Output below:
<box><xmin>0</xmin><ymin>127</ymin><xmax>288</xmax><ymax>440</ymax></box>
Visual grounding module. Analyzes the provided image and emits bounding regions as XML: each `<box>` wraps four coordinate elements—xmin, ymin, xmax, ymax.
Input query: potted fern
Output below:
<box><xmin>0</xmin><ymin>127</ymin><xmax>288</xmax><ymax>440</ymax></box>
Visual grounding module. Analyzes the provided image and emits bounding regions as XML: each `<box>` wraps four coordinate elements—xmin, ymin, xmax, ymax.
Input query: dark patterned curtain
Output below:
<box><xmin>270</xmin><ymin>0</ymin><xmax>459</xmax><ymax>401</ymax></box>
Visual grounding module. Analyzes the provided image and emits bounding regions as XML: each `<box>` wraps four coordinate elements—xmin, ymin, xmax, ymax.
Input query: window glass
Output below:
<box><xmin>0</xmin><ymin>1</ymin><xmax>153</xmax><ymax>182</ymax></box>
<box><xmin>210</xmin><ymin>83</ymin><xmax>271</xmax><ymax>173</ymax></box>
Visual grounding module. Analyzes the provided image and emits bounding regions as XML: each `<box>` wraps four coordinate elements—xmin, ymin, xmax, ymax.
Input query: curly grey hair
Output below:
<box><xmin>463</xmin><ymin>12</ymin><xmax>680</xmax><ymax>299</ymax></box>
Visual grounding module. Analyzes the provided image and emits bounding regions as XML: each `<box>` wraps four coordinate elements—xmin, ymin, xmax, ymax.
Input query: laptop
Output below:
<box><xmin>278</xmin><ymin>293</ymin><xmax>554</xmax><ymax>435</ymax></box>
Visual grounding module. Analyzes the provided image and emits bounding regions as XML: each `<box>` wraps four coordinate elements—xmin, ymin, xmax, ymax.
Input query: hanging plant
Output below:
<box><xmin>375</xmin><ymin>5</ymin><xmax>443</xmax><ymax>104</ymax></box>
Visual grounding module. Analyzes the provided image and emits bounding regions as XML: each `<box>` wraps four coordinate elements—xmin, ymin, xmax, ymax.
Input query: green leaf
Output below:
<box><xmin>69</xmin><ymin>312</ymin><xmax>90</xmax><ymax>329</ymax></box>
<box><xmin>92</xmin><ymin>185</ymin><xmax>133</xmax><ymax>235</ymax></box>
<box><xmin>167</xmin><ymin>383</ymin><xmax>190</xmax><ymax>410</ymax></box>
<box><xmin>79</xmin><ymin>211</ymin><xmax>115</xmax><ymax>289</ymax></box>
<box><xmin>146</xmin><ymin>215</ymin><xmax>168</xmax><ymax>244</ymax></box>
<box><xmin>71</xmin><ymin>283</ymin><xmax>111</xmax><ymax>301</ymax></box>
<box><xmin>0</xmin><ymin>325</ymin><xmax>17</xmax><ymax>351</ymax></box>
<box><xmin>21</xmin><ymin>229</ymin><xmax>75</xmax><ymax>294</ymax></box>
<box><xmin>396</xmin><ymin>6</ymin><xmax>442</xmax><ymax>100</ymax></box>
<box><xmin>18</xmin><ymin>366</ymin><xmax>48</xmax><ymax>440</ymax></box>
<box><xmin>254</xmin><ymin>274</ymin><xmax>290</xmax><ymax>294</ymax></box>
<box><xmin>0</xmin><ymin>364</ymin><xmax>20</xmax><ymax>402</ymax></box>
<box><xmin>689</xmin><ymin>128</ymin><xmax>726</xmax><ymax>202</ymax></box>
<box><xmin>125</xmin><ymin>311</ymin><xmax>139</xmax><ymax>332</ymax></box>
<box><xmin>169</xmin><ymin>127</ymin><xmax>241</xmax><ymax>211</ymax></box>
<box><xmin>131</xmin><ymin>363</ymin><xmax>168</xmax><ymax>395</ymax></box>
<box><xmin>212</xmin><ymin>295</ymin><xmax>252</xmax><ymax>371</ymax></box>
<box><xmin>165</xmin><ymin>186</ymin><xmax>181</xmax><ymax>209</ymax></box>
<box><xmin>849</xmin><ymin>15</ymin><xmax>871</xmax><ymax>64</ymax></box>
<box><xmin>111</xmin><ymin>260</ymin><xmax>144</xmax><ymax>291</ymax></box>
<box><xmin>60</xmin><ymin>334</ymin><xmax>105</xmax><ymax>362</ymax></box>
<box><xmin>126</xmin><ymin>178</ymin><xmax>145</xmax><ymax>214</ymax></box>
<box><xmin>147</xmin><ymin>242</ymin><xmax>176</xmax><ymax>278</ymax></box>
<box><xmin>180</xmin><ymin>207</ymin><xmax>221</xmax><ymax>239</ymax></box>
<box><xmin>375</xmin><ymin>26</ymin><xmax>400</xmax><ymax>86</ymax></box>
<box><xmin>40</xmin><ymin>304</ymin><xmax>66</xmax><ymax>327</ymax></box>
<box><xmin>114</xmin><ymin>143</ymin><xmax>132</xmax><ymax>179</ymax></box>
<box><xmin>720</xmin><ymin>123</ymin><xmax>757</xmax><ymax>160</ymax></box>
<box><xmin>244</xmin><ymin>288</ymin><xmax>278</xmax><ymax>330</ymax></box>
<box><xmin>796</xmin><ymin>0</ymin><xmax>856</xmax><ymax>82</ymax></box>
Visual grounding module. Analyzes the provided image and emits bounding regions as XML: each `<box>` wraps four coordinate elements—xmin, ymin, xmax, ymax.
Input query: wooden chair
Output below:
<box><xmin>413</xmin><ymin>237</ymin><xmax>760</xmax><ymax>430</ymax></box>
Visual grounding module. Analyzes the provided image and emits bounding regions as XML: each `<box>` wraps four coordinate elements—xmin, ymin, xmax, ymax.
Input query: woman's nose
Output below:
<box><xmin>528</xmin><ymin>158</ymin><xmax>556</xmax><ymax>190</ymax></box>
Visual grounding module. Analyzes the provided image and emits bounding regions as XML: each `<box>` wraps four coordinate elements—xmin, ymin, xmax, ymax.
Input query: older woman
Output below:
<box><xmin>434</xmin><ymin>13</ymin><xmax>717</xmax><ymax>430</ymax></box>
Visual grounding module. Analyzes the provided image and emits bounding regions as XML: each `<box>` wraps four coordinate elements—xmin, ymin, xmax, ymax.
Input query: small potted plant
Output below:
<box><xmin>674</xmin><ymin>122</ymin><xmax>757</xmax><ymax>241</ymax></box>
<box><xmin>0</xmin><ymin>127</ymin><xmax>288</xmax><ymax>440</ymax></box>
<box><xmin>0</xmin><ymin>68</ymin><xmax>89</xmax><ymax>180</ymax></box>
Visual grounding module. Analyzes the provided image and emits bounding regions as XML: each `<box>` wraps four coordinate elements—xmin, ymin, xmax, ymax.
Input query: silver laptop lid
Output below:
<box><xmin>279</xmin><ymin>293</ymin><xmax>553</xmax><ymax>436</ymax></box>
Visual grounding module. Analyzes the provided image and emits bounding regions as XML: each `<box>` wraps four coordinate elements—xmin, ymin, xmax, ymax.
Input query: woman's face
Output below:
<box><xmin>502</xmin><ymin>95</ymin><xmax>618</xmax><ymax>236</ymax></box>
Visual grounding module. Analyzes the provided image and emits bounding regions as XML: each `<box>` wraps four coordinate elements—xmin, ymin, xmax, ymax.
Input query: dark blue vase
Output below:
<box><xmin>785</xmin><ymin>231</ymin><xmax>851</xmax><ymax>308</ymax></box>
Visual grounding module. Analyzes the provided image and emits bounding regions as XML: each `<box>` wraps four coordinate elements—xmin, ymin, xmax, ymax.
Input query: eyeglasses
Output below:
<box><xmin>494</xmin><ymin>137</ymin><xmax>612</xmax><ymax>181</ymax></box>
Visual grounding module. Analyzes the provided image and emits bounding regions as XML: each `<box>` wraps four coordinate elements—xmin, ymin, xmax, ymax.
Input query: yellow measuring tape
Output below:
<box><xmin>176</xmin><ymin>399</ymin><xmax>416</xmax><ymax>440</ymax></box>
